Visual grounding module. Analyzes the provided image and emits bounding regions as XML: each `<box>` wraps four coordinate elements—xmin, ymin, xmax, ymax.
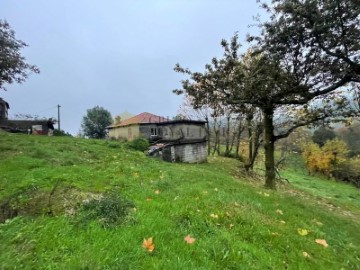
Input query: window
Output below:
<box><xmin>128</xmin><ymin>128</ymin><xmax>132</xmax><ymax>139</ymax></box>
<box><xmin>151</xmin><ymin>127</ymin><xmax>157</xmax><ymax>136</ymax></box>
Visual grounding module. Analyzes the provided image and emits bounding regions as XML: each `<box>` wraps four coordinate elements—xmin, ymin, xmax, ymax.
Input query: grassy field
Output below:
<box><xmin>1</xmin><ymin>132</ymin><xmax>360</xmax><ymax>269</ymax></box>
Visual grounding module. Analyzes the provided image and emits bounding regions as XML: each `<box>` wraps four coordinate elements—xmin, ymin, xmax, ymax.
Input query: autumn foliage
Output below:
<box><xmin>302</xmin><ymin>139</ymin><xmax>349</xmax><ymax>176</ymax></box>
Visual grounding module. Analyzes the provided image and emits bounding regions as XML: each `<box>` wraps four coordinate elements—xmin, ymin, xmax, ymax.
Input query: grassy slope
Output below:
<box><xmin>0</xmin><ymin>132</ymin><xmax>360</xmax><ymax>269</ymax></box>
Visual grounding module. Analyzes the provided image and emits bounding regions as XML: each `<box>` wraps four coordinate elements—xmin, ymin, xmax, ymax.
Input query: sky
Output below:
<box><xmin>1</xmin><ymin>0</ymin><xmax>265</xmax><ymax>135</ymax></box>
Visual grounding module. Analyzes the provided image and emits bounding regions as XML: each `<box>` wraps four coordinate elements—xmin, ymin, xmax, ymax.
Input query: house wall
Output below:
<box><xmin>162</xmin><ymin>142</ymin><xmax>207</xmax><ymax>163</ymax></box>
<box><xmin>108</xmin><ymin>124</ymin><xmax>140</xmax><ymax>140</ymax></box>
<box><xmin>139</xmin><ymin>124</ymin><xmax>160</xmax><ymax>140</ymax></box>
<box><xmin>0</xmin><ymin>100</ymin><xmax>8</xmax><ymax>119</ymax></box>
<box><xmin>160</xmin><ymin>123</ymin><xmax>206</xmax><ymax>141</ymax></box>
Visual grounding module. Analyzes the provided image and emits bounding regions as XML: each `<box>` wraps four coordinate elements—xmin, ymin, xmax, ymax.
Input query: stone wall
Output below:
<box><xmin>0</xmin><ymin>119</ymin><xmax>48</xmax><ymax>134</ymax></box>
<box><xmin>159</xmin><ymin>123</ymin><xmax>207</xmax><ymax>141</ymax></box>
<box><xmin>162</xmin><ymin>141</ymin><xmax>207</xmax><ymax>163</ymax></box>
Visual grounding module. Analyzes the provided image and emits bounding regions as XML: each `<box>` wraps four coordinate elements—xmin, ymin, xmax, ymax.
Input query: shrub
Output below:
<box><xmin>127</xmin><ymin>138</ymin><xmax>149</xmax><ymax>152</ymax></box>
<box><xmin>53</xmin><ymin>129</ymin><xmax>72</xmax><ymax>136</ymax></box>
<box><xmin>77</xmin><ymin>191</ymin><xmax>135</xmax><ymax>228</ymax></box>
<box><xmin>302</xmin><ymin>139</ymin><xmax>349</xmax><ymax>176</ymax></box>
<box><xmin>332</xmin><ymin>158</ymin><xmax>360</xmax><ymax>188</ymax></box>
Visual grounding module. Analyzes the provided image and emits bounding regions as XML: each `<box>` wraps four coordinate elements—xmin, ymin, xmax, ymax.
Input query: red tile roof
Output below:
<box><xmin>110</xmin><ymin>112</ymin><xmax>168</xmax><ymax>127</ymax></box>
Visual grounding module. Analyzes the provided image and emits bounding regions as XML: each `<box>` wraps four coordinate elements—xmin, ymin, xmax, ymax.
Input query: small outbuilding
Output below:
<box><xmin>149</xmin><ymin>119</ymin><xmax>208</xmax><ymax>163</ymax></box>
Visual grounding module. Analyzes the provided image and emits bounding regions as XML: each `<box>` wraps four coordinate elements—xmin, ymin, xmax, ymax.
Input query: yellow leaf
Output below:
<box><xmin>303</xmin><ymin>251</ymin><xmax>310</xmax><ymax>258</ymax></box>
<box><xmin>280</xmin><ymin>220</ymin><xmax>286</xmax><ymax>224</ymax></box>
<box><xmin>229</xmin><ymin>224</ymin><xmax>234</xmax><ymax>229</ymax></box>
<box><xmin>276</xmin><ymin>209</ymin><xmax>283</xmax><ymax>215</ymax></box>
<box><xmin>154</xmin><ymin>190</ymin><xmax>160</xmax><ymax>195</ymax></box>
<box><xmin>142</xmin><ymin>237</ymin><xmax>155</xmax><ymax>252</ymax></box>
<box><xmin>210</xmin><ymin>214</ymin><xmax>218</xmax><ymax>219</ymax></box>
<box><xmin>297</xmin><ymin>228</ymin><xmax>309</xmax><ymax>236</ymax></box>
<box><xmin>184</xmin><ymin>235</ymin><xmax>196</xmax><ymax>244</ymax></box>
<box><xmin>315</xmin><ymin>239</ymin><xmax>329</xmax><ymax>248</ymax></box>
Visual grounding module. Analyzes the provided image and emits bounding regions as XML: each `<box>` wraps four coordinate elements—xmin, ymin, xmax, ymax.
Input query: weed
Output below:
<box><xmin>76</xmin><ymin>190</ymin><xmax>136</xmax><ymax>228</ymax></box>
<box><xmin>127</xmin><ymin>137</ymin><xmax>149</xmax><ymax>152</ymax></box>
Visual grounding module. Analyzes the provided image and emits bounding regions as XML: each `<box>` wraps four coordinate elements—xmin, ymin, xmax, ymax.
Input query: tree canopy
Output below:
<box><xmin>0</xmin><ymin>20</ymin><xmax>39</xmax><ymax>91</ymax></box>
<box><xmin>81</xmin><ymin>106</ymin><xmax>112</xmax><ymax>139</ymax></box>
<box><xmin>174</xmin><ymin>0</ymin><xmax>359</xmax><ymax>189</ymax></box>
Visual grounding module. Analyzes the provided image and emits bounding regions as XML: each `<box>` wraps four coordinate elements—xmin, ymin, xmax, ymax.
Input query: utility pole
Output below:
<box><xmin>57</xmin><ymin>104</ymin><xmax>61</xmax><ymax>131</ymax></box>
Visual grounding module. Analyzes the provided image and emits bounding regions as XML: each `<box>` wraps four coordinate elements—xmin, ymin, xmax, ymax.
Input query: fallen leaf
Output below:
<box><xmin>276</xmin><ymin>209</ymin><xmax>284</xmax><ymax>215</ymax></box>
<box><xmin>210</xmin><ymin>214</ymin><xmax>218</xmax><ymax>219</ymax></box>
<box><xmin>214</xmin><ymin>188</ymin><xmax>218</xmax><ymax>192</ymax></box>
<box><xmin>297</xmin><ymin>228</ymin><xmax>309</xmax><ymax>236</ymax></box>
<box><xmin>280</xmin><ymin>220</ymin><xmax>286</xmax><ymax>224</ymax></box>
<box><xmin>146</xmin><ymin>197</ymin><xmax>152</xmax><ymax>201</ymax></box>
<box><xmin>315</xmin><ymin>239</ymin><xmax>328</xmax><ymax>248</ymax></box>
<box><xmin>234</xmin><ymin>202</ymin><xmax>240</xmax><ymax>207</ymax></box>
<box><xmin>303</xmin><ymin>251</ymin><xmax>310</xmax><ymax>258</ymax></box>
<box><xmin>271</xmin><ymin>232</ymin><xmax>279</xmax><ymax>236</ymax></box>
<box><xmin>229</xmin><ymin>224</ymin><xmax>234</xmax><ymax>229</ymax></box>
<box><xmin>142</xmin><ymin>237</ymin><xmax>155</xmax><ymax>252</ymax></box>
<box><xmin>264</xmin><ymin>193</ymin><xmax>270</xmax><ymax>197</ymax></box>
<box><xmin>184</xmin><ymin>235</ymin><xmax>196</xmax><ymax>244</ymax></box>
<box><xmin>154</xmin><ymin>190</ymin><xmax>160</xmax><ymax>195</ymax></box>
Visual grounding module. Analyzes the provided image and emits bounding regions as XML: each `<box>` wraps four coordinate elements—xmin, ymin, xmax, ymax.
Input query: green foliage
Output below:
<box><xmin>81</xmin><ymin>106</ymin><xmax>112</xmax><ymax>139</ymax></box>
<box><xmin>0</xmin><ymin>20</ymin><xmax>39</xmax><ymax>91</ymax></box>
<box><xmin>332</xmin><ymin>157</ymin><xmax>360</xmax><ymax>188</ymax></box>
<box><xmin>1</xmin><ymin>133</ymin><xmax>360</xmax><ymax>269</ymax></box>
<box><xmin>53</xmin><ymin>129</ymin><xmax>72</xmax><ymax>137</ymax></box>
<box><xmin>127</xmin><ymin>137</ymin><xmax>149</xmax><ymax>152</ymax></box>
<box><xmin>336</xmin><ymin>123</ymin><xmax>360</xmax><ymax>157</ymax></box>
<box><xmin>77</xmin><ymin>190</ymin><xmax>135</xmax><ymax>228</ymax></box>
<box><xmin>312</xmin><ymin>127</ymin><xmax>336</xmax><ymax>147</ymax></box>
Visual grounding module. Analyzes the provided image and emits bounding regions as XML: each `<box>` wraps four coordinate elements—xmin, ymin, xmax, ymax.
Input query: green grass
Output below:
<box><xmin>1</xmin><ymin>132</ymin><xmax>360</xmax><ymax>269</ymax></box>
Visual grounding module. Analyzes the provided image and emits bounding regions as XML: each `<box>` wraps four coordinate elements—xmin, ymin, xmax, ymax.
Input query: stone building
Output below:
<box><xmin>108</xmin><ymin>112</ymin><xmax>208</xmax><ymax>163</ymax></box>
<box><xmin>107</xmin><ymin>112</ymin><xmax>168</xmax><ymax>141</ymax></box>
<box><xmin>0</xmin><ymin>98</ymin><xmax>9</xmax><ymax>120</ymax></box>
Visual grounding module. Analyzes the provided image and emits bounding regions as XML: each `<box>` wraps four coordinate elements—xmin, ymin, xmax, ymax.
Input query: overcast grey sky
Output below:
<box><xmin>1</xmin><ymin>0</ymin><xmax>264</xmax><ymax>135</ymax></box>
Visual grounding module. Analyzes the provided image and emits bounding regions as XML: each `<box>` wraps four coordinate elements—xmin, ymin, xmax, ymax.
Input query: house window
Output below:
<box><xmin>151</xmin><ymin>127</ymin><xmax>157</xmax><ymax>136</ymax></box>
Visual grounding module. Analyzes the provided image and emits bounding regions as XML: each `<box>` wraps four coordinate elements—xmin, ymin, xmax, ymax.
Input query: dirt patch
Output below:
<box><xmin>0</xmin><ymin>184</ymin><xmax>102</xmax><ymax>223</ymax></box>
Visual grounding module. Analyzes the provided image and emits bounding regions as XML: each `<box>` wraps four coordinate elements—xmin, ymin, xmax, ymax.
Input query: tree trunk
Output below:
<box><xmin>205</xmin><ymin>116</ymin><xmax>211</xmax><ymax>156</ymax></box>
<box><xmin>247</xmin><ymin>117</ymin><xmax>253</xmax><ymax>166</ymax></box>
<box><xmin>263</xmin><ymin>108</ymin><xmax>276</xmax><ymax>189</ymax></box>
<box><xmin>224</xmin><ymin>115</ymin><xmax>231</xmax><ymax>156</ymax></box>
<box><xmin>234</xmin><ymin>120</ymin><xmax>243</xmax><ymax>159</ymax></box>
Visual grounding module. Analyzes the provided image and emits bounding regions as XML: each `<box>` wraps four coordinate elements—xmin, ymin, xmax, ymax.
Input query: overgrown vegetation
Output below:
<box><xmin>1</xmin><ymin>132</ymin><xmax>360</xmax><ymax>269</ymax></box>
<box><xmin>127</xmin><ymin>137</ymin><xmax>150</xmax><ymax>152</ymax></box>
<box><xmin>76</xmin><ymin>190</ymin><xmax>136</xmax><ymax>228</ymax></box>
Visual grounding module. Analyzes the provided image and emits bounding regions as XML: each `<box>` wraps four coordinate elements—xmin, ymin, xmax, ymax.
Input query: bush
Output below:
<box><xmin>127</xmin><ymin>137</ymin><xmax>149</xmax><ymax>152</ymax></box>
<box><xmin>312</xmin><ymin>127</ymin><xmax>336</xmax><ymax>147</ymax></box>
<box><xmin>332</xmin><ymin>158</ymin><xmax>360</xmax><ymax>188</ymax></box>
<box><xmin>53</xmin><ymin>129</ymin><xmax>72</xmax><ymax>136</ymax></box>
<box><xmin>77</xmin><ymin>191</ymin><xmax>136</xmax><ymax>228</ymax></box>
